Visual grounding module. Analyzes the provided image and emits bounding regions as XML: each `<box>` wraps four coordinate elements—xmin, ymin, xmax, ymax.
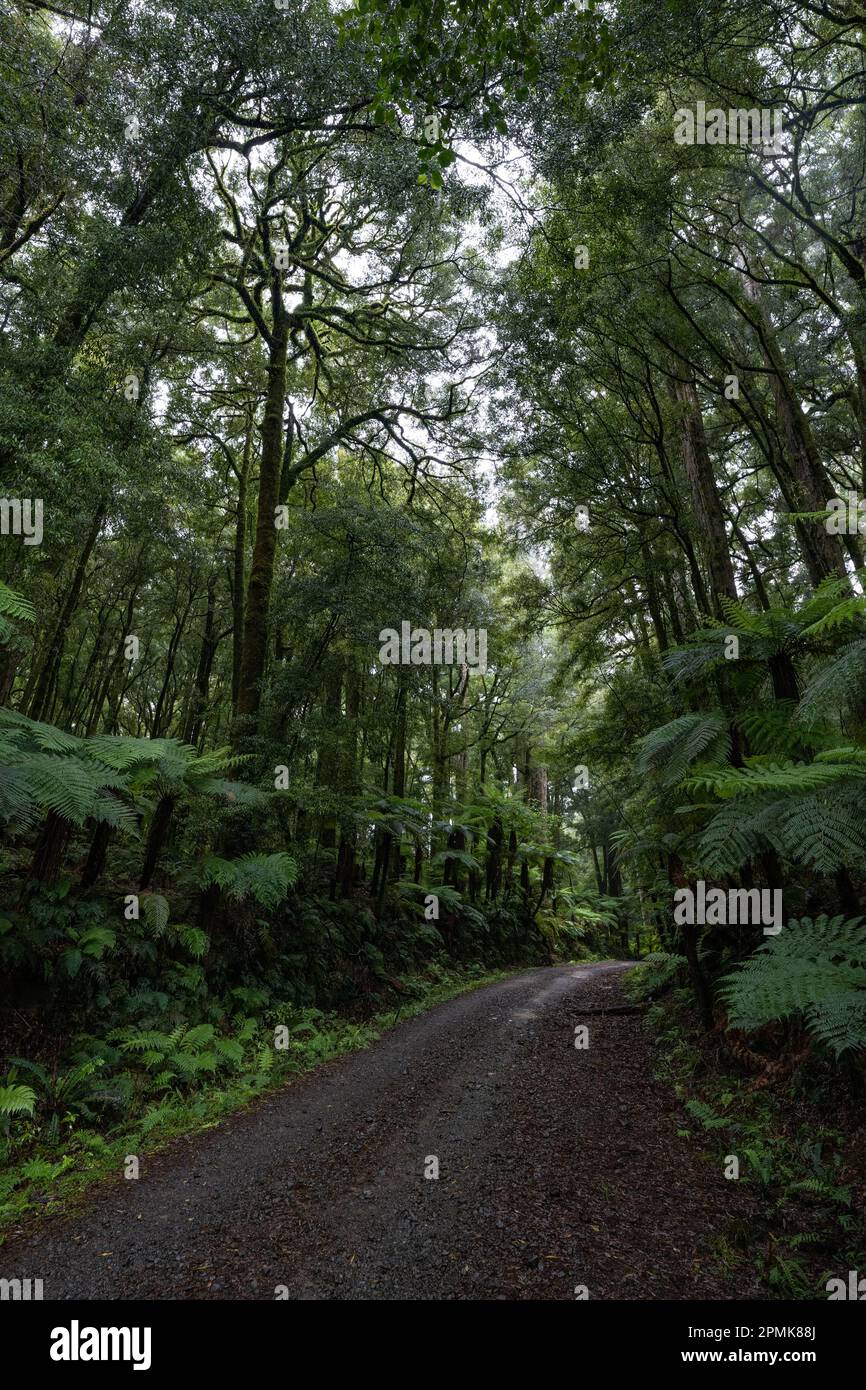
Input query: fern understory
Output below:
<box><xmin>628</xmin><ymin>968</ymin><xmax>866</xmax><ymax>1299</ymax></box>
<box><xmin>0</xmin><ymin>963</ymin><xmax>512</xmax><ymax>1234</ymax></box>
<box><xmin>615</xmin><ymin>578</ymin><xmax>866</xmax><ymax>1300</ymax></box>
<box><xmin>0</xmin><ymin>699</ymin><xmax>606</xmax><ymax>1233</ymax></box>
<box><xmin>2</xmin><ymin>577</ymin><xmax>866</xmax><ymax>1283</ymax></box>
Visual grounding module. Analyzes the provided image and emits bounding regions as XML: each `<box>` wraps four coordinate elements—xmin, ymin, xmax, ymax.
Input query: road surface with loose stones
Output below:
<box><xmin>0</xmin><ymin>963</ymin><xmax>762</xmax><ymax>1300</ymax></box>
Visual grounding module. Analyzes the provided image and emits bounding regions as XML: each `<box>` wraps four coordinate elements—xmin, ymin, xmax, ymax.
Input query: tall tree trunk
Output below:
<box><xmin>668</xmin><ymin>375</ymin><xmax>738</xmax><ymax>617</ymax></box>
<box><xmin>485</xmin><ymin>816</ymin><xmax>503</xmax><ymax>902</ymax></box>
<box><xmin>390</xmin><ymin>679</ymin><xmax>407</xmax><ymax>880</ymax></box>
<box><xmin>737</xmin><ymin>255</ymin><xmax>855</xmax><ymax>582</ymax></box>
<box><xmin>235</xmin><ymin>334</ymin><xmax>287</xmax><ymax>726</ymax></box>
<box><xmin>337</xmin><ymin>662</ymin><xmax>362</xmax><ymax>899</ymax></box>
<box><xmin>231</xmin><ymin>415</ymin><xmax>252</xmax><ymax>713</ymax></box>
<box><xmin>316</xmin><ymin>660</ymin><xmax>342</xmax><ymax>856</ymax></box>
<box><xmin>29</xmin><ymin>501</ymin><xmax>106</xmax><ymax>722</ymax></box>
<box><xmin>152</xmin><ymin>587</ymin><xmax>194</xmax><ymax>737</ymax></box>
<box><xmin>183</xmin><ymin>574</ymin><xmax>218</xmax><ymax>747</ymax></box>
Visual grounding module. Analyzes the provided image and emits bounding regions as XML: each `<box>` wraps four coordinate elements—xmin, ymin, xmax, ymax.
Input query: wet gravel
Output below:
<box><xmin>0</xmin><ymin>964</ymin><xmax>762</xmax><ymax>1300</ymax></box>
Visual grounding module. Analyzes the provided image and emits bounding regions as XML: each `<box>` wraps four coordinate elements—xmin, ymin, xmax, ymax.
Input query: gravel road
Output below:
<box><xmin>0</xmin><ymin>963</ymin><xmax>761</xmax><ymax>1300</ymax></box>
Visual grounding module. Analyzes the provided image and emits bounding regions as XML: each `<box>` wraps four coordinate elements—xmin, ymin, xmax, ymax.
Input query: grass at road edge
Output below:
<box><xmin>1</xmin><ymin>963</ymin><xmax>532</xmax><ymax>1240</ymax></box>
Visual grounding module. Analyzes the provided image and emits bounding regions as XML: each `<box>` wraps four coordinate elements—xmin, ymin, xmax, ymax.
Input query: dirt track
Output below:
<box><xmin>0</xmin><ymin>963</ymin><xmax>762</xmax><ymax>1300</ymax></box>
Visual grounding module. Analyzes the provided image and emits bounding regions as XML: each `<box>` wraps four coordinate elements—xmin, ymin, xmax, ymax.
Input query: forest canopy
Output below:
<box><xmin>1</xmin><ymin>0</ymin><xmax>865</xmax><ymax>1274</ymax></box>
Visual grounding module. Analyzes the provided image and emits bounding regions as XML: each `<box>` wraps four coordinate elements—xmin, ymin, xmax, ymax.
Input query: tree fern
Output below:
<box><xmin>0</xmin><ymin>714</ymin><xmax>256</xmax><ymax>839</ymax></box>
<box><xmin>719</xmin><ymin>597</ymin><xmax>798</xmax><ymax>639</ymax></box>
<box><xmin>430</xmin><ymin>847</ymin><xmax>481</xmax><ymax>872</ymax></box>
<box><xmin>719</xmin><ymin>915</ymin><xmax>866</xmax><ymax>1057</ymax></box>
<box><xmin>0</xmin><ymin>710</ymin><xmax>137</xmax><ymax>830</ymax></box>
<box><xmin>0</xmin><ymin>581</ymin><xmax>36</xmax><ymax>646</ymax></box>
<box><xmin>738</xmin><ymin>704</ymin><xmax>830</xmax><ymax>759</ymax></box>
<box><xmin>799</xmin><ymin>593</ymin><xmax>866</xmax><ymax>638</ymax></box>
<box><xmin>0</xmin><ymin>581</ymin><xmax>36</xmax><ymax>624</ymax></box>
<box><xmin>775</xmin><ymin>787</ymin><xmax>866</xmax><ymax>872</ymax></box>
<box><xmin>795</xmin><ymin>573</ymin><xmax>856</xmax><ymax>625</ymax></box>
<box><xmin>20</xmin><ymin>752</ymin><xmax>132</xmax><ymax>827</ymax></box>
<box><xmin>695</xmin><ymin>781</ymin><xmax>866</xmax><ymax>874</ymax></box>
<box><xmin>695</xmin><ymin>793</ymin><xmax>783</xmax><ymax>873</ymax></box>
<box><xmin>661</xmin><ymin>633</ymin><xmax>733</xmax><ymax>684</ymax></box>
<box><xmin>684</xmin><ymin>758</ymin><xmax>858</xmax><ymax>799</ymax></box>
<box><xmin>85</xmin><ymin>735</ymin><xmax>184</xmax><ymax>770</ymax></box>
<box><xmin>201</xmin><ymin>852</ymin><xmax>297</xmax><ymax>908</ymax></box>
<box><xmin>797</xmin><ymin>639</ymin><xmax>866</xmax><ymax>723</ymax></box>
<box><xmin>635</xmin><ymin>713</ymin><xmax>731</xmax><ymax>786</ymax></box>
<box><xmin>0</xmin><ymin>707</ymin><xmax>82</xmax><ymax>753</ymax></box>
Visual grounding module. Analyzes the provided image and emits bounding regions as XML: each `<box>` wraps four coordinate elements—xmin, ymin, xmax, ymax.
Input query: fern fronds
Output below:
<box><xmin>110</xmin><ymin>1030</ymin><xmax>176</xmax><ymax>1054</ymax></box>
<box><xmin>176</xmin><ymin>925</ymin><xmax>208</xmax><ymax>958</ymax></box>
<box><xmin>0</xmin><ymin>708</ymin><xmax>82</xmax><ymax>753</ymax></box>
<box><xmin>796</xmin><ymin>573</ymin><xmax>859</xmax><ymax>626</ymax></box>
<box><xmin>201</xmin><ymin>852</ymin><xmax>297</xmax><ymax>908</ymax></box>
<box><xmin>0</xmin><ymin>582</ymin><xmax>36</xmax><ymax>623</ymax></box>
<box><xmin>739</xmin><ymin>704</ymin><xmax>825</xmax><ymax>759</ymax></box>
<box><xmin>800</xmin><ymin>593</ymin><xmax>866</xmax><ymax>638</ymax></box>
<box><xmin>685</xmin><ymin>759</ymin><xmax>854</xmax><ymax>799</ymax></box>
<box><xmin>720</xmin><ymin>915</ymin><xmax>866</xmax><ymax>1056</ymax></box>
<box><xmin>775</xmin><ymin>787</ymin><xmax>866</xmax><ymax>872</ymax></box>
<box><xmin>798</xmin><ymin>640</ymin><xmax>866</xmax><ymax>723</ymax></box>
<box><xmin>635</xmin><ymin>713</ymin><xmax>730</xmax><ymax>786</ymax></box>
<box><xmin>141</xmin><ymin>894</ymin><xmax>170</xmax><ymax>935</ymax></box>
<box><xmin>0</xmin><ymin>1083</ymin><xmax>36</xmax><ymax>1117</ymax></box>
<box><xmin>85</xmin><ymin>735</ymin><xmax>183</xmax><ymax>770</ymax></box>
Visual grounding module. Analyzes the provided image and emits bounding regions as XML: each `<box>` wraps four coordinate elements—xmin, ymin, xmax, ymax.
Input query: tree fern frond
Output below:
<box><xmin>0</xmin><ymin>764</ymin><xmax>38</xmax><ymax>826</ymax></box>
<box><xmin>0</xmin><ymin>582</ymin><xmax>36</xmax><ymax>623</ymax></box>
<box><xmin>20</xmin><ymin>753</ymin><xmax>125</xmax><ymax>826</ymax></box>
<box><xmin>695</xmin><ymin>793</ymin><xmax>785</xmax><ymax>873</ymax></box>
<box><xmin>89</xmin><ymin>792</ymin><xmax>137</xmax><ymax>831</ymax></box>
<box><xmin>200</xmin><ymin>852</ymin><xmax>297</xmax><ymax>908</ymax></box>
<box><xmin>720</xmin><ymin>915</ymin><xmax>866</xmax><ymax>1056</ymax></box>
<box><xmin>189</xmin><ymin>747</ymin><xmax>250</xmax><ymax>778</ymax></box>
<box><xmin>635</xmin><ymin>713</ymin><xmax>730</xmax><ymax>786</ymax></box>
<box><xmin>798</xmin><ymin>640</ymin><xmax>866</xmax><ymax>723</ymax></box>
<box><xmin>85</xmin><ymin>735</ymin><xmax>183</xmax><ymax>770</ymax></box>
<box><xmin>0</xmin><ymin>707</ymin><xmax>82</xmax><ymax>753</ymax></box>
<box><xmin>662</xmin><ymin>635</ymin><xmax>732</xmax><ymax>684</ymax></box>
<box><xmin>775</xmin><ymin>787</ymin><xmax>866</xmax><ymax>872</ymax></box>
<box><xmin>739</xmin><ymin>704</ymin><xmax>822</xmax><ymax>758</ymax></box>
<box><xmin>719</xmin><ymin>597</ymin><xmax>797</xmax><ymax>641</ymax></box>
<box><xmin>799</xmin><ymin>593</ymin><xmax>866</xmax><ymax>638</ymax></box>
<box><xmin>685</xmin><ymin>759</ymin><xmax>854</xmax><ymax>799</ymax></box>
<box><xmin>194</xmin><ymin>777</ymin><xmax>263</xmax><ymax>805</ymax></box>
<box><xmin>797</xmin><ymin>573</ymin><xmax>864</xmax><ymax>627</ymax></box>
<box><xmin>814</xmin><ymin>747</ymin><xmax>866</xmax><ymax>767</ymax></box>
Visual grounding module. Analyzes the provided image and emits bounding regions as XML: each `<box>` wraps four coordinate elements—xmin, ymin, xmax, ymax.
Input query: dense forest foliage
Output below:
<box><xmin>1</xmin><ymin>0</ymin><xmax>865</xmax><ymax>1289</ymax></box>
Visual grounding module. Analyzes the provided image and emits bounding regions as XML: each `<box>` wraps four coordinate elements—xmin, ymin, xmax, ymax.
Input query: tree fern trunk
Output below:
<box><xmin>80</xmin><ymin>820</ymin><xmax>113</xmax><ymax>889</ymax></box>
<box><xmin>28</xmin><ymin>810</ymin><xmax>71</xmax><ymax>885</ymax></box>
<box><xmin>139</xmin><ymin>794</ymin><xmax>177</xmax><ymax>890</ymax></box>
